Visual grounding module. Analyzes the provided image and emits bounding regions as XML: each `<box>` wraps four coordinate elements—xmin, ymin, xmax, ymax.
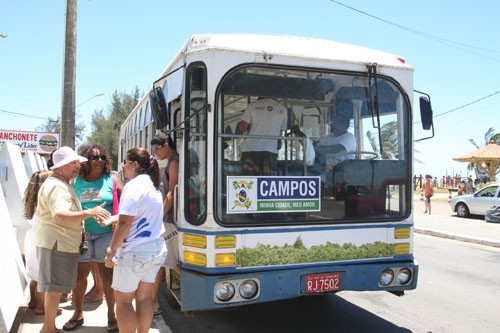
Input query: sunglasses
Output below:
<box><xmin>122</xmin><ymin>159</ymin><xmax>134</xmax><ymax>165</ymax></box>
<box><xmin>89</xmin><ymin>155</ymin><xmax>107</xmax><ymax>161</ymax></box>
<box><xmin>153</xmin><ymin>145</ymin><xmax>163</xmax><ymax>152</ymax></box>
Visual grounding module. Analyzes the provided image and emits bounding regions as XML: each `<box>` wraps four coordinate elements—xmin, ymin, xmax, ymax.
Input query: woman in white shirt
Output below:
<box><xmin>103</xmin><ymin>147</ymin><xmax>167</xmax><ymax>333</ymax></box>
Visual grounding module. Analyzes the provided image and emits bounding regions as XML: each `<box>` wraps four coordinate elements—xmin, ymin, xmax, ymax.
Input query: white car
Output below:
<box><xmin>449</xmin><ymin>184</ymin><xmax>500</xmax><ymax>218</ymax></box>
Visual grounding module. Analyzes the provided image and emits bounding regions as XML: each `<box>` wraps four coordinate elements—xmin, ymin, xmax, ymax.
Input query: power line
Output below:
<box><xmin>0</xmin><ymin>109</ymin><xmax>54</xmax><ymax>120</ymax></box>
<box><xmin>414</xmin><ymin>90</ymin><xmax>500</xmax><ymax>125</ymax></box>
<box><xmin>433</xmin><ymin>90</ymin><xmax>500</xmax><ymax>119</ymax></box>
<box><xmin>328</xmin><ymin>0</ymin><xmax>500</xmax><ymax>61</ymax></box>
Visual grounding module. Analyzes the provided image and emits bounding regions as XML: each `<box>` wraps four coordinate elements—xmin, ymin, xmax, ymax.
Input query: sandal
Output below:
<box><xmin>62</xmin><ymin>318</ymin><xmax>84</xmax><ymax>331</ymax></box>
<box><xmin>106</xmin><ymin>319</ymin><xmax>119</xmax><ymax>333</ymax></box>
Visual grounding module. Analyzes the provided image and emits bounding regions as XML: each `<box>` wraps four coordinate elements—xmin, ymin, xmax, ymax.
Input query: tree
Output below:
<box><xmin>35</xmin><ymin>116</ymin><xmax>85</xmax><ymax>141</ymax></box>
<box><xmin>467</xmin><ymin>127</ymin><xmax>500</xmax><ymax>180</ymax></box>
<box><xmin>85</xmin><ymin>88</ymin><xmax>140</xmax><ymax>170</ymax></box>
<box><xmin>367</xmin><ymin>121</ymin><xmax>399</xmax><ymax>160</ymax></box>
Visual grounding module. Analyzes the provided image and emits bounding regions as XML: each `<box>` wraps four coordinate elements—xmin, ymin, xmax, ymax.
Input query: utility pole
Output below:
<box><xmin>60</xmin><ymin>0</ymin><xmax>77</xmax><ymax>148</ymax></box>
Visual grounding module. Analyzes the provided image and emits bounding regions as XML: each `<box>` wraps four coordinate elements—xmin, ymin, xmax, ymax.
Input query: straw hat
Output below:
<box><xmin>50</xmin><ymin>146</ymin><xmax>88</xmax><ymax>170</ymax></box>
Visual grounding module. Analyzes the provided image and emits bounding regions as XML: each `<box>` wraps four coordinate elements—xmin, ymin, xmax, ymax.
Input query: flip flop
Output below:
<box><xmin>153</xmin><ymin>308</ymin><xmax>162</xmax><ymax>316</ymax></box>
<box><xmin>62</xmin><ymin>318</ymin><xmax>84</xmax><ymax>331</ymax></box>
<box><xmin>106</xmin><ymin>319</ymin><xmax>119</xmax><ymax>333</ymax></box>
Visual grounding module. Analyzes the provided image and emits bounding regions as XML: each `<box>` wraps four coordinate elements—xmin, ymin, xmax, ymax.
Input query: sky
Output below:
<box><xmin>1</xmin><ymin>0</ymin><xmax>500</xmax><ymax>180</ymax></box>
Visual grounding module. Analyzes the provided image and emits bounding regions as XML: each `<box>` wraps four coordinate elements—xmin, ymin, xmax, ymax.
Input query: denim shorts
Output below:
<box><xmin>79</xmin><ymin>231</ymin><xmax>113</xmax><ymax>263</ymax></box>
<box><xmin>111</xmin><ymin>238</ymin><xmax>167</xmax><ymax>293</ymax></box>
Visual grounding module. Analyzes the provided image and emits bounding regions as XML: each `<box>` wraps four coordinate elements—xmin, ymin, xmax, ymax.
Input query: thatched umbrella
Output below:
<box><xmin>452</xmin><ymin>141</ymin><xmax>500</xmax><ymax>181</ymax></box>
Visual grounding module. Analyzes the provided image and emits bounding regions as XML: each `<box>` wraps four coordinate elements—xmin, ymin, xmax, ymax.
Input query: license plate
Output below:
<box><xmin>305</xmin><ymin>272</ymin><xmax>341</xmax><ymax>293</ymax></box>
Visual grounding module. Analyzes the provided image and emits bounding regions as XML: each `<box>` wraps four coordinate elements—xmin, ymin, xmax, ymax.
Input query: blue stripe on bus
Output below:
<box><xmin>181</xmin><ymin>253</ymin><xmax>416</xmax><ymax>274</ymax></box>
<box><xmin>178</xmin><ymin>223</ymin><xmax>414</xmax><ymax>236</ymax></box>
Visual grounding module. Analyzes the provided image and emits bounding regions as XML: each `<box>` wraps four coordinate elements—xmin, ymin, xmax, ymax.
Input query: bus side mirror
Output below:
<box><xmin>419</xmin><ymin>96</ymin><xmax>433</xmax><ymax>130</ymax></box>
<box><xmin>149</xmin><ymin>86</ymin><xmax>169</xmax><ymax>130</ymax></box>
<box><xmin>414</xmin><ymin>90</ymin><xmax>434</xmax><ymax>141</ymax></box>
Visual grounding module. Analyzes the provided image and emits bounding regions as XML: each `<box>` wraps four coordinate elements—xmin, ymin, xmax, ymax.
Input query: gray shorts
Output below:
<box><xmin>36</xmin><ymin>244</ymin><xmax>79</xmax><ymax>293</ymax></box>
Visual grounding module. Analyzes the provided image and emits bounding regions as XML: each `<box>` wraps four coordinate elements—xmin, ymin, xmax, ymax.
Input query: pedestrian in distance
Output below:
<box><xmin>420</xmin><ymin>174</ymin><xmax>434</xmax><ymax>214</ymax></box>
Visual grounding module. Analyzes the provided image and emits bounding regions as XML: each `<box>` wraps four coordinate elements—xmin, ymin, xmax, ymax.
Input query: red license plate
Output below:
<box><xmin>305</xmin><ymin>272</ymin><xmax>341</xmax><ymax>293</ymax></box>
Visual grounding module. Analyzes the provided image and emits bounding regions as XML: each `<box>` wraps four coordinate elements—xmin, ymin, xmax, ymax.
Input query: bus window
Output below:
<box><xmin>184</xmin><ymin>63</ymin><xmax>207</xmax><ymax>225</ymax></box>
<box><xmin>216</xmin><ymin>65</ymin><xmax>409</xmax><ymax>226</ymax></box>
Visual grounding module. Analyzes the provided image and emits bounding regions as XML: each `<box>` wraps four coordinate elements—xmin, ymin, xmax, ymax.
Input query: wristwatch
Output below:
<box><xmin>106</xmin><ymin>247</ymin><xmax>115</xmax><ymax>254</ymax></box>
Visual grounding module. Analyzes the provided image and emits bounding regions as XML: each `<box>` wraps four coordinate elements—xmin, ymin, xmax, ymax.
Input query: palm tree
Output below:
<box><xmin>468</xmin><ymin>127</ymin><xmax>500</xmax><ymax>149</ymax></box>
<box><xmin>367</xmin><ymin>121</ymin><xmax>399</xmax><ymax>160</ymax></box>
<box><xmin>467</xmin><ymin>127</ymin><xmax>500</xmax><ymax>181</ymax></box>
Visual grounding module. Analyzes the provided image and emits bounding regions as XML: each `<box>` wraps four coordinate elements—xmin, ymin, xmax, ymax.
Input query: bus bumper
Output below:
<box><xmin>179</xmin><ymin>259</ymin><xmax>418</xmax><ymax>312</ymax></box>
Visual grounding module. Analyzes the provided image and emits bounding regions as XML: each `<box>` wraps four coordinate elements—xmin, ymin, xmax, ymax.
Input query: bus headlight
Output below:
<box><xmin>239</xmin><ymin>279</ymin><xmax>259</xmax><ymax>299</ymax></box>
<box><xmin>379</xmin><ymin>268</ymin><xmax>394</xmax><ymax>286</ymax></box>
<box><xmin>215</xmin><ymin>282</ymin><xmax>235</xmax><ymax>302</ymax></box>
<box><xmin>396</xmin><ymin>268</ymin><xmax>412</xmax><ymax>285</ymax></box>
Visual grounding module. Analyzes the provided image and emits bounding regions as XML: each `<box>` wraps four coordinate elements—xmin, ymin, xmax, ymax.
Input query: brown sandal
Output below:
<box><xmin>62</xmin><ymin>318</ymin><xmax>84</xmax><ymax>331</ymax></box>
<box><xmin>107</xmin><ymin>319</ymin><xmax>119</xmax><ymax>332</ymax></box>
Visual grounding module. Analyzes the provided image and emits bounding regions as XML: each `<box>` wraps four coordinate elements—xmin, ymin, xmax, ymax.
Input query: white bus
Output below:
<box><xmin>119</xmin><ymin>34</ymin><xmax>433</xmax><ymax>312</ymax></box>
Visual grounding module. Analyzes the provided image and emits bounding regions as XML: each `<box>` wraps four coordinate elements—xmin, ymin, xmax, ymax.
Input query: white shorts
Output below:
<box><xmin>163</xmin><ymin>223</ymin><xmax>179</xmax><ymax>269</ymax></box>
<box><xmin>112</xmin><ymin>238</ymin><xmax>167</xmax><ymax>293</ymax></box>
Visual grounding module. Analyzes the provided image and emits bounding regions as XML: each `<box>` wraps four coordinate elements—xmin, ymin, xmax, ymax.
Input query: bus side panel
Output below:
<box><xmin>179</xmin><ymin>260</ymin><xmax>418</xmax><ymax>312</ymax></box>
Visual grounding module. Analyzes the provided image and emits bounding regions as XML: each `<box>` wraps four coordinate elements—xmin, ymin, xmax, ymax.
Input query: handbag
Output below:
<box><xmin>79</xmin><ymin>225</ymin><xmax>88</xmax><ymax>255</ymax></box>
<box><xmin>112</xmin><ymin>173</ymin><xmax>120</xmax><ymax>215</ymax></box>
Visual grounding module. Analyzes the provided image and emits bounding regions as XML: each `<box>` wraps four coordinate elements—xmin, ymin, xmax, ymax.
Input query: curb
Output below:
<box><xmin>414</xmin><ymin>227</ymin><xmax>500</xmax><ymax>248</ymax></box>
<box><xmin>152</xmin><ymin>315</ymin><xmax>173</xmax><ymax>333</ymax></box>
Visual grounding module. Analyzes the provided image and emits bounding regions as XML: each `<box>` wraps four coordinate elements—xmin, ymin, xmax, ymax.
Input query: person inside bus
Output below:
<box><xmin>150</xmin><ymin>132</ymin><xmax>180</xmax><ymax>316</ymax></box>
<box><xmin>238</xmin><ymin>97</ymin><xmax>288</xmax><ymax>175</ymax></box>
<box><xmin>291</xmin><ymin>113</ymin><xmax>356</xmax><ymax>173</ymax></box>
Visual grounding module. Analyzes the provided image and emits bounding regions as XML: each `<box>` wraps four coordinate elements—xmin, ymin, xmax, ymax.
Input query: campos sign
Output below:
<box><xmin>227</xmin><ymin>176</ymin><xmax>321</xmax><ymax>214</ymax></box>
<box><xmin>0</xmin><ymin>129</ymin><xmax>59</xmax><ymax>154</ymax></box>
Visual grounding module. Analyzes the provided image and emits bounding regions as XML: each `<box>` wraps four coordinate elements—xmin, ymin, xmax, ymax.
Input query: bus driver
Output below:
<box><xmin>292</xmin><ymin>114</ymin><xmax>356</xmax><ymax>171</ymax></box>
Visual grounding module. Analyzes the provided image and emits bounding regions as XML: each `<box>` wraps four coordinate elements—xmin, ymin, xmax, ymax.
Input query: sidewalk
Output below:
<box><xmin>413</xmin><ymin>194</ymin><xmax>500</xmax><ymax>248</ymax></box>
<box><xmin>12</xmin><ymin>283</ymin><xmax>172</xmax><ymax>333</ymax></box>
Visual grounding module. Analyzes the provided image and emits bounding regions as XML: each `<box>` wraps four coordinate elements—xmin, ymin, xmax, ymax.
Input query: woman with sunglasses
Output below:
<box><xmin>64</xmin><ymin>143</ymin><xmax>123</xmax><ymax>332</ymax></box>
<box><xmin>36</xmin><ymin>146</ymin><xmax>110</xmax><ymax>333</ymax></box>
<box><xmin>103</xmin><ymin>147</ymin><xmax>167</xmax><ymax>333</ymax></box>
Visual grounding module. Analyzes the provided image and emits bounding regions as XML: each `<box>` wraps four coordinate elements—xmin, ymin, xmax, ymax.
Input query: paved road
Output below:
<box><xmin>13</xmin><ymin>195</ymin><xmax>499</xmax><ymax>332</ymax></box>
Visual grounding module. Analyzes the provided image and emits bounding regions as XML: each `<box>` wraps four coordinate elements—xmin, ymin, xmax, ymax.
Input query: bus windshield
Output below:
<box><xmin>216</xmin><ymin>65</ymin><xmax>410</xmax><ymax>226</ymax></box>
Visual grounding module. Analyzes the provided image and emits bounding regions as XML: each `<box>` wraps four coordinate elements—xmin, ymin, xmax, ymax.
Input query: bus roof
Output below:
<box><xmin>180</xmin><ymin>34</ymin><xmax>412</xmax><ymax>69</ymax></box>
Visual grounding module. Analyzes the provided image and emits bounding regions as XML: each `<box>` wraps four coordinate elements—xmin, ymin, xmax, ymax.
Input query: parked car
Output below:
<box><xmin>485</xmin><ymin>205</ymin><xmax>500</xmax><ymax>223</ymax></box>
<box><xmin>449</xmin><ymin>184</ymin><xmax>500</xmax><ymax>218</ymax></box>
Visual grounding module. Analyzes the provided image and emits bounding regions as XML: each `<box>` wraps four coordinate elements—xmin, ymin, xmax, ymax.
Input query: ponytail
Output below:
<box><xmin>126</xmin><ymin>147</ymin><xmax>161</xmax><ymax>189</ymax></box>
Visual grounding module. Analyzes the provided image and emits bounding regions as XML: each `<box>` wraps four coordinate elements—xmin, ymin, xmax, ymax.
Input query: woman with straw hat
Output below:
<box><xmin>36</xmin><ymin>146</ymin><xmax>111</xmax><ymax>333</ymax></box>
